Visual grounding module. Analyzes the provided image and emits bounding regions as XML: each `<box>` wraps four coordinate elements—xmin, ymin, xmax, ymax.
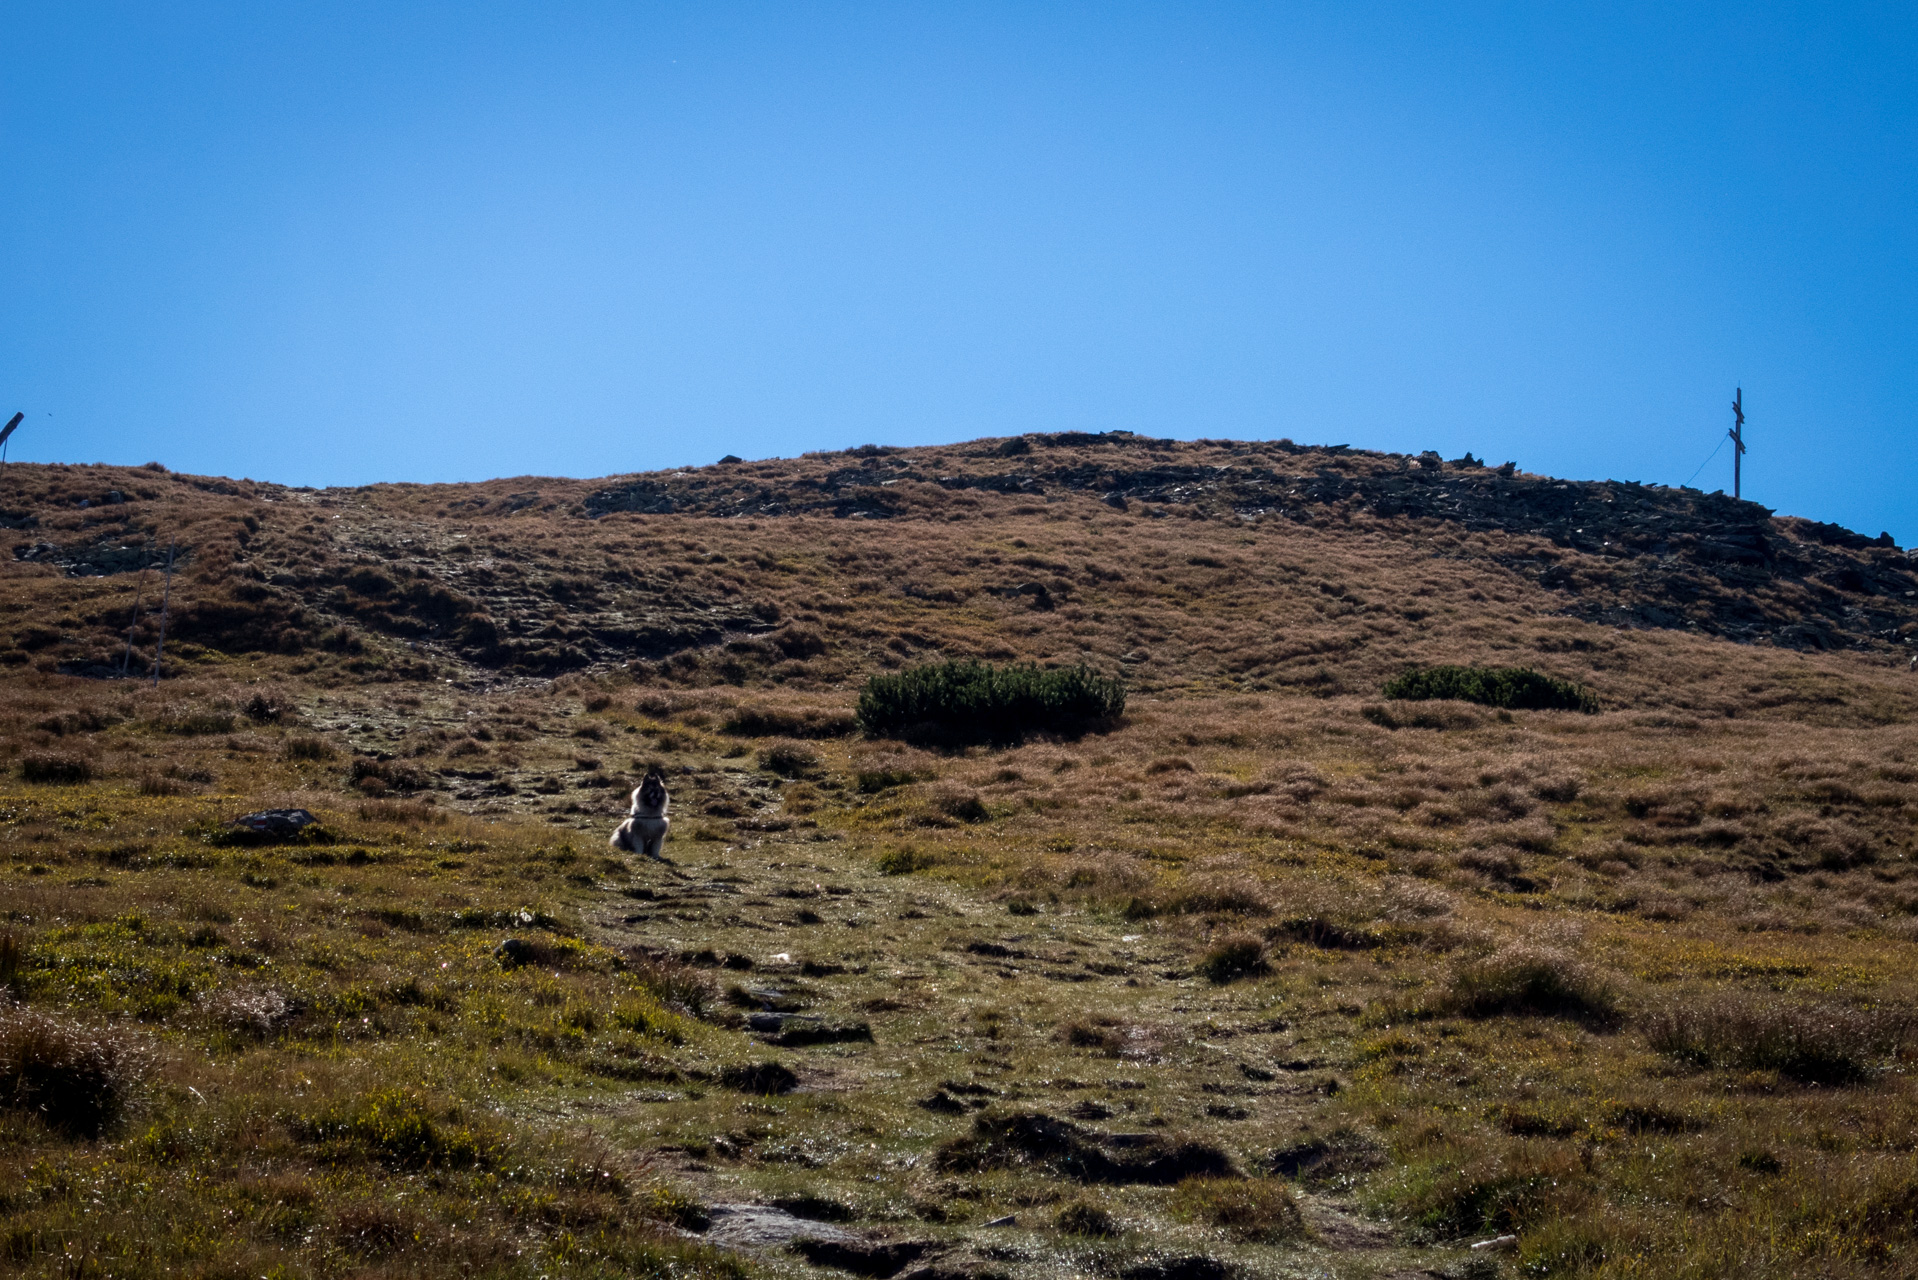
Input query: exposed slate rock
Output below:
<box><xmin>1120</xmin><ymin>1258</ymin><xmax>1236</xmax><ymax>1280</ymax></box>
<box><xmin>933</xmin><ymin>1111</ymin><xmax>1236</xmax><ymax>1184</ymax></box>
<box><xmin>14</xmin><ymin>538</ymin><xmax>175</xmax><ymax>577</ymax></box>
<box><xmin>788</xmin><ymin>1238</ymin><xmax>933</xmax><ymax>1278</ymax></box>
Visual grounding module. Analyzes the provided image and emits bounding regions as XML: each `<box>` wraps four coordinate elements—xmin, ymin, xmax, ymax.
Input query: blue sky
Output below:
<box><xmin>4</xmin><ymin>3</ymin><xmax>1914</xmax><ymax>539</ymax></box>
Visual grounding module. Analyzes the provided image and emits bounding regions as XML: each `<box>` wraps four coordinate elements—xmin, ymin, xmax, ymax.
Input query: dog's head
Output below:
<box><xmin>638</xmin><ymin>765</ymin><xmax>669</xmax><ymax>809</ymax></box>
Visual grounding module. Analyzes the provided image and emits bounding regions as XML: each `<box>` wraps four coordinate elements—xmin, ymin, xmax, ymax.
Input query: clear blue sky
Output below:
<box><xmin>4</xmin><ymin>4</ymin><xmax>1914</xmax><ymax>538</ymax></box>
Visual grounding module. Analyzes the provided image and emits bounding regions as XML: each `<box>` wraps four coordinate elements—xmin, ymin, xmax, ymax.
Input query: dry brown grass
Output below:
<box><xmin>6</xmin><ymin>441</ymin><xmax>1918</xmax><ymax>1276</ymax></box>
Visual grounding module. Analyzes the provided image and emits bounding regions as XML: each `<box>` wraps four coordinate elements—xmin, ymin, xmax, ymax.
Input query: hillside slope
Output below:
<box><xmin>6</xmin><ymin>434</ymin><xmax>1916</xmax><ymax>691</ymax></box>
<box><xmin>5</xmin><ymin>437</ymin><xmax>1918</xmax><ymax>1279</ymax></box>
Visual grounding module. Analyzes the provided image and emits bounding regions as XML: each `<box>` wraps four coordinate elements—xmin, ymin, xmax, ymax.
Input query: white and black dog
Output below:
<box><xmin>610</xmin><ymin>765</ymin><xmax>671</xmax><ymax>859</ymax></box>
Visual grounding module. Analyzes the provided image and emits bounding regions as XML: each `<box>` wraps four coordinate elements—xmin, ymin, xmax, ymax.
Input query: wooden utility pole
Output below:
<box><xmin>1730</xmin><ymin>388</ymin><xmax>1747</xmax><ymax>500</ymax></box>
<box><xmin>150</xmin><ymin>542</ymin><xmax>176</xmax><ymax>687</ymax></box>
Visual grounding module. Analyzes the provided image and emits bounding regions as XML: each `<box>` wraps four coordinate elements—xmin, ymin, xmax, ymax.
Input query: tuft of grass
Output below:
<box><xmin>1440</xmin><ymin>946</ymin><xmax>1621</xmax><ymax>1027</ymax></box>
<box><xmin>0</xmin><ymin>1004</ymin><xmax>148</xmax><ymax>1138</ymax></box>
<box><xmin>283</xmin><ymin>734</ymin><xmax>337</xmax><ymax>761</ymax></box>
<box><xmin>1383</xmin><ymin>664</ymin><xmax>1599</xmax><ymax>713</ymax></box>
<box><xmin>926</xmin><ymin>785</ymin><xmax>990</xmax><ymax>824</ymax></box>
<box><xmin>1168</xmin><ymin>1176</ymin><xmax>1309</xmax><ymax>1243</ymax></box>
<box><xmin>758</xmin><ymin>740</ymin><xmax>821</xmax><ymax>778</ymax></box>
<box><xmin>1642</xmin><ymin>994</ymin><xmax>1916</xmax><ymax>1085</ymax></box>
<box><xmin>350</xmin><ymin>756</ymin><xmax>428</xmax><ymax>793</ymax></box>
<box><xmin>641</xmin><ymin>1183</ymin><xmax>712</xmax><ymax>1232</ymax></box>
<box><xmin>1054</xmin><ymin>1200</ymin><xmax>1118</xmax><ymax>1237</ymax></box>
<box><xmin>1195</xmin><ymin>933</ymin><xmax>1270</xmax><ymax>984</ymax></box>
<box><xmin>1396</xmin><ymin>1149</ymin><xmax>1584</xmax><ymax>1239</ymax></box>
<box><xmin>723</xmin><ymin>706</ymin><xmax>857</xmax><ymax>739</ymax></box>
<box><xmin>627</xmin><ymin>955</ymin><xmax>717</xmax><ymax>1016</ymax></box>
<box><xmin>875</xmin><ymin>847</ymin><xmax>936</xmax><ymax>876</ymax></box>
<box><xmin>718</xmin><ymin>1060</ymin><xmax>799</xmax><ymax>1095</ymax></box>
<box><xmin>1059</xmin><ymin>1018</ymin><xmax>1123</xmax><ymax>1055</ymax></box>
<box><xmin>157</xmin><ymin>709</ymin><xmax>239</xmax><ymax>735</ymax></box>
<box><xmin>856</xmin><ymin>659</ymin><xmax>1125</xmax><ymax>743</ymax></box>
<box><xmin>0</xmin><ymin>931</ymin><xmax>23</xmax><ymax>997</ymax></box>
<box><xmin>293</xmin><ymin>1088</ymin><xmax>496</xmax><ymax>1169</ymax></box>
<box><xmin>20</xmin><ymin>752</ymin><xmax>93</xmax><ymax>784</ymax></box>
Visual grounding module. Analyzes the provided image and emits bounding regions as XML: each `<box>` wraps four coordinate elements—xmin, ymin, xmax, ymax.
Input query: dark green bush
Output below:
<box><xmin>857</xmin><ymin>660</ymin><xmax>1125</xmax><ymax>743</ymax></box>
<box><xmin>1382</xmin><ymin>665</ymin><xmax>1598</xmax><ymax>713</ymax></box>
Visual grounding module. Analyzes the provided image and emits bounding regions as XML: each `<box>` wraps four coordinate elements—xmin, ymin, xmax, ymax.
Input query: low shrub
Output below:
<box><xmin>1441</xmin><ymin>946</ymin><xmax>1621</xmax><ymax>1027</ymax></box>
<box><xmin>20</xmin><ymin>752</ymin><xmax>92</xmax><ymax>784</ymax></box>
<box><xmin>1642</xmin><ymin>994</ymin><xmax>1916</xmax><ymax>1085</ymax></box>
<box><xmin>857</xmin><ymin>660</ymin><xmax>1126</xmax><ymax>744</ymax></box>
<box><xmin>1383</xmin><ymin>665</ymin><xmax>1599</xmax><ymax>713</ymax></box>
<box><xmin>0</xmin><ymin>1005</ymin><xmax>148</xmax><ymax>1138</ymax></box>
<box><xmin>1196</xmin><ymin>933</ymin><xmax>1270</xmax><ymax>984</ymax></box>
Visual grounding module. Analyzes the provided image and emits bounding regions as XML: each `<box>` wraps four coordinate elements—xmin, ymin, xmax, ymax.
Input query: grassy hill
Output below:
<box><xmin>4</xmin><ymin>435</ymin><xmax>1918</xmax><ymax>1279</ymax></box>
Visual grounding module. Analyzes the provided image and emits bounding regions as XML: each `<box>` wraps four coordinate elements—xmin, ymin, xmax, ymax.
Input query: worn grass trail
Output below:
<box><xmin>576</xmin><ymin>823</ymin><xmax>1451</xmax><ymax>1280</ymax></box>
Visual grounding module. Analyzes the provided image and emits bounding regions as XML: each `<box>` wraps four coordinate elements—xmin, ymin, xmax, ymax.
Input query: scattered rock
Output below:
<box><xmin>934</xmin><ymin>1111</ymin><xmax>1236</xmax><ymax>1184</ymax></box>
<box><xmin>788</xmin><ymin>1237</ymin><xmax>933</xmax><ymax>1278</ymax></box>
<box><xmin>1267</xmin><ymin>1130</ymin><xmax>1386</xmax><ymax>1187</ymax></box>
<box><xmin>704</xmin><ymin>1203</ymin><xmax>857</xmax><ymax>1250</ymax></box>
<box><xmin>769</xmin><ymin>1194</ymin><xmax>857</xmax><ymax>1223</ymax></box>
<box><xmin>1120</xmin><ymin>1256</ymin><xmax>1235</xmax><ymax>1280</ymax></box>
<box><xmin>230</xmin><ymin>808</ymin><xmax>320</xmax><ymax>837</ymax></box>
<box><xmin>763</xmin><ymin>1020</ymin><xmax>873</xmax><ymax>1047</ymax></box>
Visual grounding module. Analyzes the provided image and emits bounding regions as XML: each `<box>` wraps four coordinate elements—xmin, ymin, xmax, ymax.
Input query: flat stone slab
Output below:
<box><xmin>704</xmin><ymin>1203</ymin><xmax>858</xmax><ymax>1250</ymax></box>
<box><xmin>229</xmin><ymin>809</ymin><xmax>320</xmax><ymax>838</ymax></box>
